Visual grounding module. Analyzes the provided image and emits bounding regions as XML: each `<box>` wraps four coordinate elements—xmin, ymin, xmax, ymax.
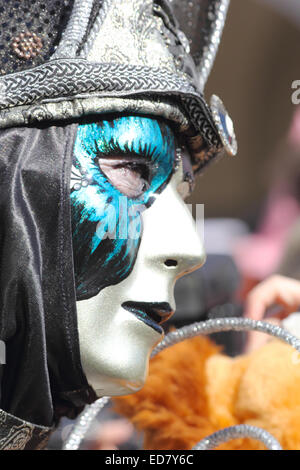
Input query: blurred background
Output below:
<box><xmin>190</xmin><ymin>0</ymin><xmax>300</xmax><ymax>219</ymax></box>
<box><xmin>54</xmin><ymin>0</ymin><xmax>300</xmax><ymax>450</ymax></box>
<box><xmin>169</xmin><ymin>0</ymin><xmax>300</xmax><ymax>353</ymax></box>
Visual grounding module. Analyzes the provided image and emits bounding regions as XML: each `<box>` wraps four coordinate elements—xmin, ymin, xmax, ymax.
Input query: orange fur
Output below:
<box><xmin>113</xmin><ymin>336</ymin><xmax>300</xmax><ymax>450</ymax></box>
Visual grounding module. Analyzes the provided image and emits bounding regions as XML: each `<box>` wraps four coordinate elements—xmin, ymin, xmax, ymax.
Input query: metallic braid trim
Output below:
<box><xmin>80</xmin><ymin>0</ymin><xmax>113</xmax><ymax>58</ymax></box>
<box><xmin>0</xmin><ymin>59</ymin><xmax>220</xmax><ymax>150</ymax></box>
<box><xmin>64</xmin><ymin>317</ymin><xmax>300</xmax><ymax>450</ymax></box>
<box><xmin>193</xmin><ymin>425</ymin><xmax>282</xmax><ymax>451</ymax></box>
<box><xmin>0</xmin><ymin>60</ymin><xmax>196</xmax><ymax>110</ymax></box>
<box><xmin>52</xmin><ymin>0</ymin><xmax>95</xmax><ymax>58</ymax></box>
<box><xmin>198</xmin><ymin>0</ymin><xmax>230</xmax><ymax>91</ymax></box>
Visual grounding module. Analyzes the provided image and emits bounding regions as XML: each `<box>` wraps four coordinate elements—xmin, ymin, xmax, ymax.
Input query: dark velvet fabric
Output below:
<box><xmin>0</xmin><ymin>123</ymin><xmax>96</xmax><ymax>428</ymax></box>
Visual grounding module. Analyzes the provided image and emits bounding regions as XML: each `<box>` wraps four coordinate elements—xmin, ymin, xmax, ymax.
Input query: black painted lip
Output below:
<box><xmin>122</xmin><ymin>301</ymin><xmax>174</xmax><ymax>333</ymax></box>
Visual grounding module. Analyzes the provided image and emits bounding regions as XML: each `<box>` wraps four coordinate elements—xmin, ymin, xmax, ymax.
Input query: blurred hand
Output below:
<box><xmin>244</xmin><ymin>275</ymin><xmax>300</xmax><ymax>352</ymax></box>
<box><xmin>87</xmin><ymin>419</ymin><xmax>134</xmax><ymax>450</ymax></box>
<box><xmin>245</xmin><ymin>275</ymin><xmax>300</xmax><ymax>319</ymax></box>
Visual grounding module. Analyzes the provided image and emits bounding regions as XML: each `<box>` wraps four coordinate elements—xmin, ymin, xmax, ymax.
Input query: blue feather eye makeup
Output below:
<box><xmin>71</xmin><ymin>116</ymin><xmax>176</xmax><ymax>300</ymax></box>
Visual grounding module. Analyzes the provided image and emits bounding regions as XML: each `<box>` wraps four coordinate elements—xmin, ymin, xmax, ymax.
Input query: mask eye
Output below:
<box><xmin>98</xmin><ymin>157</ymin><xmax>150</xmax><ymax>198</ymax></box>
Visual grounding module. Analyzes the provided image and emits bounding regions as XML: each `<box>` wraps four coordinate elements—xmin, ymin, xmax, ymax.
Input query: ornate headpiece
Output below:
<box><xmin>0</xmin><ymin>0</ymin><xmax>237</xmax><ymax>173</ymax></box>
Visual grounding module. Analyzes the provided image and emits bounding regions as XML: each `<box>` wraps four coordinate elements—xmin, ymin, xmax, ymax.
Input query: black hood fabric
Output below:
<box><xmin>0</xmin><ymin>122</ymin><xmax>96</xmax><ymax>429</ymax></box>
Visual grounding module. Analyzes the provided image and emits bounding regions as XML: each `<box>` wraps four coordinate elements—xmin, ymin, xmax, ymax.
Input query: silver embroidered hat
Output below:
<box><xmin>0</xmin><ymin>0</ymin><xmax>237</xmax><ymax>172</ymax></box>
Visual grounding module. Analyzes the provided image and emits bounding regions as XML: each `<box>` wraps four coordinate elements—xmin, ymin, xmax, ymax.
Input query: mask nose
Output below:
<box><xmin>162</xmin><ymin>250</ymin><xmax>204</xmax><ymax>279</ymax></box>
<box><xmin>141</xmin><ymin>181</ymin><xmax>205</xmax><ymax>280</ymax></box>
<box><xmin>155</xmin><ymin>205</ymin><xmax>205</xmax><ymax>279</ymax></box>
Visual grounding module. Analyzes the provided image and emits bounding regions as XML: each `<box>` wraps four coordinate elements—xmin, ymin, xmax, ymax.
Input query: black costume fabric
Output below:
<box><xmin>0</xmin><ymin>122</ymin><xmax>96</xmax><ymax>432</ymax></box>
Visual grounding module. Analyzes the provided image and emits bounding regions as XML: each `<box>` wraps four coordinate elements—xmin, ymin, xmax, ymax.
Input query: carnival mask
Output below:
<box><xmin>0</xmin><ymin>0</ymin><xmax>237</xmax><ymax>450</ymax></box>
<box><xmin>70</xmin><ymin>115</ymin><xmax>205</xmax><ymax>395</ymax></box>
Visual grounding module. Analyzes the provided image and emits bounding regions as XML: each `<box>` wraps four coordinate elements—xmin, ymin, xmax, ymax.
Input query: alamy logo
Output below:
<box><xmin>95</xmin><ymin>197</ymin><xmax>205</xmax><ymax>242</ymax></box>
<box><xmin>291</xmin><ymin>80</ymin><xmax>300</xmax><ymax>104</ymax></box>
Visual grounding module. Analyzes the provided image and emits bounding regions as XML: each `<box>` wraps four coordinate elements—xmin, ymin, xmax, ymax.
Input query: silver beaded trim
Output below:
<box><xmin>151</xmin><ymin>317</ymin><xmax>300</xmax><ymax>356</ymax></box>
<box><xmin>193</xmin><ymin>425</ymin><xmax>282</xmax><ymax>451</ymax></box>
<box><xmin>198</xmin><ymin>0</ymin><xmax>230</xmax><ymax>91</ymax></box>
<box><xmin>63</xmin><ymin>397</ymin><xmax>110</xmax><ymax>450</ymax></box>
<box><xmin>64</xmin><ymin>317</ymin><xmax>300</xmax><ymax>450</ymax></box>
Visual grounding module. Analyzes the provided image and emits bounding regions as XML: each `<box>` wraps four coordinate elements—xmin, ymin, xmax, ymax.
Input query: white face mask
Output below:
<box><xmin>70</xmin><ymin>115</ymin><xmax>205</xmax><ymax>396</ymax></box>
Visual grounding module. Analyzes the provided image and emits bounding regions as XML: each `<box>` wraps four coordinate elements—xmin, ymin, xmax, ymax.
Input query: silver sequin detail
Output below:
<box><xmin>193</xmin><ymin>425</ymin><xmax>282</xmax><ymax>451</ymax></box>
<box><xmin>64</xmin><ymin>317</ymin><xmax>300</xmax><ymax>450</ymax></box>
